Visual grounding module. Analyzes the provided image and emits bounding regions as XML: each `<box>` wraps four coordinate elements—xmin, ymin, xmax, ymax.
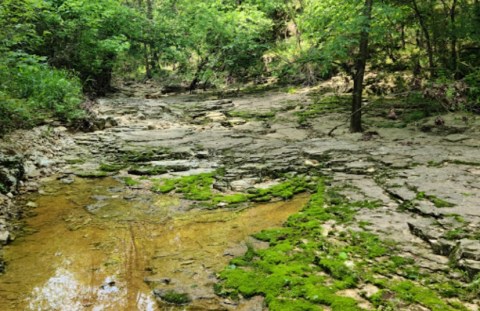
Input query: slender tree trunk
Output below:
<box><xmin>146</xmin><ymin>0</ymin><xmax>159</xmax><ymax>75</ymax></box>
<box><xmin>189</xmin><ymin>57</ymin><xmax>209</xmax><ymax>92</ymax></box>
<box><xmin>401</xmin><ymin>23</ymin><xmax>406</xmax><ymax>49</ymax></box>
<box><xmin>144</xmin><ymin>42</ymin><xmax>151</xmax><ymax>79</ymax></box>
<box><xmin>450</xmin><ymin>0</ymin><xmax>458</xmax><ymax>75</ymax></box>
<box><xmin>351</xmin><ymin>0</ymin><xmax>373</xmax><ymax>133</ymax></box>
<box><xmin>411</xmin><ymin>0</ymin><xmax>435</xmax><ymax>77</ymax></box>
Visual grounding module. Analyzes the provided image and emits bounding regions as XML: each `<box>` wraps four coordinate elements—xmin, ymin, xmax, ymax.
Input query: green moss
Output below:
<box><xmin>151</xmin><ymin>173</ymin><xmax>214</xmax><ymax>201</ymax></box>
<box><xmin>252</xmin><ymin>177</ymin><xmax>312</xmax><ymax>200</ymax></box>
<box><xmin>160</xmin><ymin>290</ymin><xmax>191</xmax><ymax>305</ymax></box>
<box><xmin>317</xmin><ymin>257</ymin><xmax>358</xmax><ymax>287</ymax></box>
<box><xmin>99</xmin><ymin>163</ymin><xmax>126</xmax><ymax>172</ymax></box>
<box><xmin>212</xmin><ymin>193</ymin><xmax>251</xmax><ymax>205</ymax></box>
<box><xmin>128</xmin><ymin>165</ymin><xmax>169</xmax><ymax>176</ymax></box>
<box><xmin>219</xmin><ymin>267</ymin><xmax>262</xmax><ymax>297</ymax></box>
<box><xmin>444</xmin><ymin>228</ymin><xmax>467</xmax><ymax>240</ymax></box>
<box><xmin>268</xmin><ymin>298</ymin><xmax>321</xmax><ymax>311</ymax></box>
<box><xmin>304</xmin><ymin>284</ymin><xmax>362</xmax><ymax>310</ymax></box>
<box><xmin>121</xmin><ymin>176</ymin><xmax>139</xmax><ymax>187</ymax></box>
<box><xmin>348</xmin><ymin>231</ymin><xmax>388</xmax><ymax>259</ymax></box>
<box><xmin>151</xmin><ymin>174</ymin><xmax>313</xmax><ymax>207</ymax></box>
<box><xmin>391</xmin><ymin>281</ymin><xmax>458</xmax><ymax>311</ymax></box>
<box><xmin>429</xmin><ymin>196</ymin><xmax>455</xmax><ymax>208</ymax></box>
<box><xmin>416</xmin><ymin>192</ymin><xmax>455</xmax><ymax>208</ymax></box>
<box><xmin>65</xmin><ymin>158</ymin><xmax>86</xmax><ymax>164</ymax></box>
<box><xmin>75</xmin><ymin>171</ymin><xmax>109</xmax><ymax>178</ymax></box>
<box><xmin>217</xmin><ymin>176</ymin><xmax>471</xmax><ymax>309</ymax></box>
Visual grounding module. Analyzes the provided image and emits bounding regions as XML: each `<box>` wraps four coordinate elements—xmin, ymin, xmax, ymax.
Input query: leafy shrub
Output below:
<box><xmin>0</xmin><ymin>52</ymin><xmax>84</xmax><ymax>135</ymax></box>
<box><xmin>465</xmin><ymin>70</ymin><xmax>480</xmax><ymax>113</ymax></box>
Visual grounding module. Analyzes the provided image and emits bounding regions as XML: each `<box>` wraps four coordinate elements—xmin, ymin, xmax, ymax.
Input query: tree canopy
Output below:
<box><xmin>1</xmin><ymin>0</ymin><xmax>480</xmax><ymax>134</ymax></box>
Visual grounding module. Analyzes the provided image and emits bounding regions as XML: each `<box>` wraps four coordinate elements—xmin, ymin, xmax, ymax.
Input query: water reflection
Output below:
<box><xmin>28</xmin><ymin>266</ymin><xmax>156</xmax><ymax>311</ymax></box>
<box><xmin>0</xmin><ymin>177</ymin><xmax>307</xmax><ymax>310</ymax></box>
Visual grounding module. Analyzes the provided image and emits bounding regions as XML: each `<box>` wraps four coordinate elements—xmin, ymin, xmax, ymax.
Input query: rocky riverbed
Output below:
<box><xmin>1</xmin><ymin>83</ymin><xmax>480</xmax><ymax>310</ymax></box>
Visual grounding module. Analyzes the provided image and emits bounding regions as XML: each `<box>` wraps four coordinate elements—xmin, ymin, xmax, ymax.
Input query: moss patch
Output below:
<box><xmin>157</xmin><ymin>290</ymin><xmax>191</xmax><ymax>305</ymax></box>
<box><xmin>416</xmin><ymin>192</ymin><xmax>455</xmax><ymax>208</ymax></box>
<box><xmin>121</xmin><ymin>176</ymin><xmax>140</xmax><ymax>187</ymax></box>
<box><xmin>217</xmin><ymin>179</ymin><xmax>471</xmax><ymax>310</ymax></box>
<box><xmin>152</xmin><ymin>174</ymin><xmax>315</xmax><ymax>207</ymax></box>
<box><xmin>99</xmin><ymin>163</ymin><xmax>126</xmax><ymax>172</ymax></box>
<box><xmin>152</xmin><ymin>173</ymin><xmax>214</xmax><ymax>201</ymax></box>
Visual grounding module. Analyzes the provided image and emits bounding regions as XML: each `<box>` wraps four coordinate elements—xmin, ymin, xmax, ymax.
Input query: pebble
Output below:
<box><xmin>26</xmin><ymin>201</ymin><xmax>38</xmax><ymax>208</ymax></box>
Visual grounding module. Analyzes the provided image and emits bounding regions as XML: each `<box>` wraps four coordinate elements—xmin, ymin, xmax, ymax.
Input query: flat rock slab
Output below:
<box><xmin>444</xmin><ymin>134</ymin><xmax>471</xmax><ymax>142</ymax></box>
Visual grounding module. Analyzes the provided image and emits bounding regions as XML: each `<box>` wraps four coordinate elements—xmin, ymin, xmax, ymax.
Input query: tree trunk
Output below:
<box><xmin>450</xmin><ymin>0</ymin><xmax>458</xmax><ymax>75</ymax></box>
<box><xmin>350</xmin><ymin>0</ymin><xmax>373</xmax><ymax>133</ymax></box>
<box><xmin>144</xmin><ymin>42</ymin><xmax>152</xmax><ymax>79</ymax></box>
<box><xmin>411</xmin><ymin>0</ymin><xmax>435</xmax><ymax>77</ymax></box>
<box><xmin>189</xmin><ymin>57</ymin><xmax>209</xmax><ymax>92</ymax></box>
<box><xmin>146</xmin><ymin>0</ymin><xmax>159</xmax><ymax>76</ymax></box>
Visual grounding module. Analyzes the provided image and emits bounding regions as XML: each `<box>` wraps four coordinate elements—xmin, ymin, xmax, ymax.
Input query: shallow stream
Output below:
<box><xmin>0</xmin><ymin>177</ymin><xmax>307</xmax><ymax>310</ymax></box>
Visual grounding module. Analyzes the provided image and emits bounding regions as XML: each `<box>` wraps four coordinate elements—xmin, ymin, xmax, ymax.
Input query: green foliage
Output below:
<box><xmin>465</xmin><ymin>70</ymin><xmax>480</xmax><ymax>110</ymax></box>
<box><xmin>36</xmin><ymin>0</ymin><xmax>134</xmax><ymax>93</ymax></box>
<box><xmin>0</xmin><ymin>52</ymin><xmax>84</xmax><ymax>135</ymax></box>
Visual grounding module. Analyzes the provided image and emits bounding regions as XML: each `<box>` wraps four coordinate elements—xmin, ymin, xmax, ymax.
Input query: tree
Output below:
<box><xmin>299</xmin><ymin>0</ymin><xmax>395</xmax><ymax>132</ymax></box>
<box><xmin>34</xmin><ymin>0</ymin><xmax>135</xmax><ymax>94</ymax></box>
<box><xmin>351</xmin><ymin>0</ymin><xmax>373</xmax><ymax>132</ymax></box>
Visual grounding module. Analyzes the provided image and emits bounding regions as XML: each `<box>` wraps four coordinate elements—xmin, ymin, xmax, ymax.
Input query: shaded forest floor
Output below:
<box><xmin>1</xmin><ymin>82</ymin><xmax>480</xmax><ymax>310</ymax></box>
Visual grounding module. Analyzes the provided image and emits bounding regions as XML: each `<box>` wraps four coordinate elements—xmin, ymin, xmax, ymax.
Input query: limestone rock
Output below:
<box><xmin>0</xmin><ymin>230</ymin><xmax>10</xmax><ymax>245</ymax></box>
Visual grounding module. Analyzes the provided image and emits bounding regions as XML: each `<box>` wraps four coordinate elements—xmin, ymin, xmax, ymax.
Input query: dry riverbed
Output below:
<box><xmin>1</xmin><ymin>83</ymin><xmax>480</xmax><ymax>310</ymax></box>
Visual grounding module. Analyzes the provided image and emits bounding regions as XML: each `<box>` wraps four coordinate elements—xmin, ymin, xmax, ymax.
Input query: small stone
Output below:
<box><xmin>230</xmin><ymin>178</ymin><xmax>257</xmax><ymax>192</ymax></box>
<box><xmin>61</xmin><ymin>176</ymin><xmax>75</xmax><ymax>184</ymax></box>
<box><xmin>305</xmin><ymin>159</ymin><xmax>319</xmax><ymax>167</ymax></box>
<box><xmin>0</xmin><ymin>230</ymin><xmax>10</xmax><ymax>245</ymax></box>
<box><xmin>26</xmin><ymin>201</ymin><xmax>38</xmax><ymax>208</ymax></box>
<box><xmin>6</xmin><ymin>193</ymin><xmax>13</xmax><ymax>199</ymax></box>
<box><xmin>36</xmin><ymin>157</ymin><xmax>56</xmax><ymax>168</ymax></box>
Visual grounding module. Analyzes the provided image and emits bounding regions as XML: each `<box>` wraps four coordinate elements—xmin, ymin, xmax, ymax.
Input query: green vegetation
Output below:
<box><xmin>151</xmin><ymin>174</ymin><xmax>314</xmax><ymax>207</ymax></box>
<box><xmin>152</xmin><ymin>173</ymin><xmax>215</xmax><ymax>201</ymax></box>
<box><xmin>158</xmin><ymin>290</ymin><xmax>191</xmax><ymax>305</ymax></box>
<box><xmin>217</xmin><ymin>180</ymin><xmax>471</xmax><ymax>310</ymax></box>
<box><xmin>121</xmin><ymin>176</ymin><xmax>140</xmax><ymax>187</ymax></box>
<box><xmin>416</xmin><ymin>192</ymin><xmax>455</xmax><ymax>208</ymax></box>
<box><xmin>99</xmin><ymin>163</ymin><xmax>126</xmax><ymax>173</ymax></box>
<box><xmin>0</xmin><ymin>52</ymin><xmax>84</xmax><ymax>135</ymax></box>
<box><xmin>2</xmin><ymin>0</ymin><xmax>480</xmax><ymax>134</ymax></box>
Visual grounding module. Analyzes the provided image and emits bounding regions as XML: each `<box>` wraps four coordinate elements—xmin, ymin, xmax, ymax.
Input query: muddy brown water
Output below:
<box><xmin>0</xmin><ymin>178</ymin><xmax>308</xmax><ymax>310</ymax></box>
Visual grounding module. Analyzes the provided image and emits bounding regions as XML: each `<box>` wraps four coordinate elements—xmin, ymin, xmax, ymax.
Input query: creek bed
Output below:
<box><xmin>0</xmin><ymin>177</ymin><xmax>308</xmax><ymax>310</ymax></box>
